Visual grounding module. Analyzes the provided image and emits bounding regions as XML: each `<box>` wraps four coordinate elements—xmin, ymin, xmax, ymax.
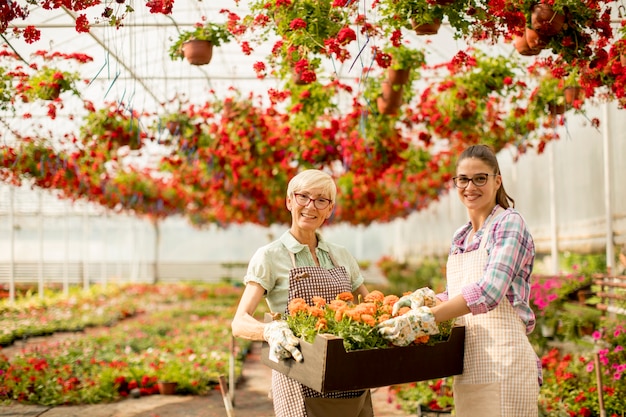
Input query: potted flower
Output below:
<box><xmin>22</xmin><ymin>66</ymin><xmax>80</xmax><ymax>101</ymax></box>
<box><xmin>376</xmin><ymin>43</ymin><xmax>425</xmax><ymax>114</ymax></box>
<box><xmin>390</xmin><ymin>377</ymin><xmax>455</xmax><ymax>415</ymax></box>
<box><xmin>168</xmin><ymin>21</ymin><xmax>233</xmax><ymax>65</ymax></box>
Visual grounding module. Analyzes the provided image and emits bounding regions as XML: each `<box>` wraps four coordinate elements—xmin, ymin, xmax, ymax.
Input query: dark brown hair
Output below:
<box><xmin>457</xmin><ymin>144</ymin><xmax>515</xmax><ymax>209</ymax></box>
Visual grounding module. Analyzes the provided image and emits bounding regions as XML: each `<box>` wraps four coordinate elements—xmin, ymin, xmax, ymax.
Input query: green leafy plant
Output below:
<box><xmin>390</xmin><ymin>377</ymin><xmax>454</xmax><ymax>413</ymax></box>
<box><xmin>285</xmin><ymin>290</ymin><xmax>454</xmax><ymax>352</ymax></box>
<box><xmin>168</xmin><ymin>22</ymin><xmax>233</xmax><ymax>60</ymax></box>
<box><xmin>23</xmin><ymin>66</ymin><xmax>80</xmax><ymax>100</ymax></box>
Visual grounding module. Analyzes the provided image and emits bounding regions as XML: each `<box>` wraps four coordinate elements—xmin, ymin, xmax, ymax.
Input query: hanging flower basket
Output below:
<box><xmin>387</xmin><ymin>67</ymin><xmax>411</xmax><ymax>86</ymax></box>
<box><xmin>378</xmin><ymin>81</ymin><xmax>404</xmax><ymax>115</ymax></box>
<box><xmin>182</xmin><ymin>40</ymin><xmax>214</xmax><ymax>65</ymax></box>
<box><xmin>530</xmin><ymin>4</ymin><xmax>566</xmax><ymax>37</ymax></box>
<box><xmin>564</xmin><ymin>86</ymin><xmax>583</xmax><ymax>105</ymax></box>
<box><xmin>411</xmin><ymin>19</ymin><xmax>442</xmax><ymax>35</ymax></box>
<box><xmin>514</xmin><ymin>35</ymin><xmax>541</xmax><ymax>56</ymax></box>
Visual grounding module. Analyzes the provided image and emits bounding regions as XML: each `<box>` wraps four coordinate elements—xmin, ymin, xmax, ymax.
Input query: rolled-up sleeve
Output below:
<box><xmin>462</xmin><ymin>212</ymin><xmax>535</xmax><ymax>331</ymax></box>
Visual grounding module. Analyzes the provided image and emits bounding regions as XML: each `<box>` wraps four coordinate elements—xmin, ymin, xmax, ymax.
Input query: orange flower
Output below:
<box><xmin>312</xmin><ymin>296</ymin><xmax>326</xmax><ymax>307</ymax></box>
<box><xmin>337</xmin><ymin>292</ymin><xmax>354</xmax><ymax>302</ymax></box>
<box><xmin>414</xmin><ymin>335</ymin><xmax>430</xmax><ymax>344</ymax></box>
<box><xmin>288</xmin><ymin>298</ymin><xmax>309</xmax><ymax>316</ymax></box>
<box><xmin>309</xmin><ymin>306</ymin><xmax>325</xmax><ymax>318</ymax></box>
<box><xmin>360</xmin><ymin>314</ymin><xmax>376</xmax><ymax>327</ymax></box>
<box><xmin>315</xmin><ymin>318</ymin><xmax>328</xmax><ymax>331</ymax></box>
<box><xmin>334</xmin><ymin>309</ymin><xmax>345</xmax><ymax>322</ymax></box>
<box><xmin>396</xmin><ymin>306</ymin><xmax>412</xmax><ymax>316</ymax></box>
<box><xmin>328</xmin><ymin>299</ymin><xmax>347</xmax><ymax>311</ymax></box>
<box><xmin>383</xmin><ymin>294</ymin><xmax>400</xmax><ymax>306</ymax></box>
<box><xmin>354</xmin><ymin>302</ymin><xmax>377</xmax><ymax>316</ymax></box>
<box><xmin>377</xmin><ymin>313</ymin><xmax>391</xmax><ymax>323</ymax></box>
<box><xmin>343</xmin><ymin>309</ymin><xmax>361</xmax><ymax>321</ymax></box>
<box><xmin>364</xmin><ymin>290</ymin><xmax>384</xmax><ymax>303</ymax></box>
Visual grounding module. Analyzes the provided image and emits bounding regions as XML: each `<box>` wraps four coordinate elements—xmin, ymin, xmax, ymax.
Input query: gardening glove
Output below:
<box><xmin>263</xmin><ymin>320</ymin><xmax>303</xmax><ymax>362</ymax></box>
<box><xmin>377</xmin><ymin>306</ymin><xmax>439</xmax><ymax>347</ymax></box>
<box><xmin>392</xmin><ymin>287</ymin><xmax>437</xmax><ymax>316</ymax></box>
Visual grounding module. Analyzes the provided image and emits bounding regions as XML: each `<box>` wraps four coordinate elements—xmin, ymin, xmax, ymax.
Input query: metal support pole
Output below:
<box><xmin>9</xmin><ymin>186</ymin><xmax>15</xmax><ymax>303</ymax></box>
<box><xmin>548</xmin><ymin>139</ymin><xmax>559</xmax><ymax>274</ymax></box>
<box><xmin>38</xmin><ymin>189</ymin><xmax>44</xmax><ymax>299</ymax></box>
<box><xmin>602</xmin><ymin>102</ymin><xmax>615</xmax><ymax>275</ymax></box>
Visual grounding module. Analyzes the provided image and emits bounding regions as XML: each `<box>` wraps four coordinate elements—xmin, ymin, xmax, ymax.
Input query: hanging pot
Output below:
<box><xmin>411</xmin><ymin>19</ymin><xmax>441</xmax><ymax>35</ymax></box>
<box><xmin>513</xmin><ymin>34</ymin><xmax>541</xmax><ymax>56</ymax></box>
<box><xmin>531</xmin><ymin>4</ymin><xmax>565</xmax><ymax>37</ymax></box>
<box><xmin>166</xmin><ymin>121</ymin><xmax>181</xmax><ymax>135</ymax></box>
<box><xmin>182</xmin><ymin>40</ymin><xmax>214</xmax><ymax>65</ymax></box>
<box><xmin>524</xmin><ymin>27</ymin><xmax>548</xmax><ymax>50</ymax></box>
<box><xmin>387</xmin><ymin>68</ymin><xmax>410</xmax><ymax>86</ymax></box>
<box><xmin>564</xmin><ymin>86</ymin><xmax>583</xmax><ymax>106</ymax></box>
<box><xmin>548</xmin><ymin>103</ymin><xmax>566</xmax><ymax>115</ymax></box>
<box><xmin>37</xmin><ymin>85</ymin><xmax>62</xmax><ymax>100</ymax></box>
<box><xmin>377</xmin><ymin>81</ymin><xmax>404</xmax><ymax>115</ymax></box>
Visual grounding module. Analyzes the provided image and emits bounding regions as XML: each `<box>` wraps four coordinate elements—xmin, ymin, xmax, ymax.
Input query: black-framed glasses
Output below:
<box><xmin>452</xmin><ymin>173</ymin><xmax>497</xmax><ymax>189</ymax></box>
<box><xmin>293</xmin><ymin>193</ymin><xmax>332</xmax><ymax>209</ymax></box>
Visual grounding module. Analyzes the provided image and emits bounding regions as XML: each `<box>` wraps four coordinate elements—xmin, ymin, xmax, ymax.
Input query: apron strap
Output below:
<box><xmin>478</xmin><ymin>207</ymin><xmax>506</xmax><ymax>250</ymax></box>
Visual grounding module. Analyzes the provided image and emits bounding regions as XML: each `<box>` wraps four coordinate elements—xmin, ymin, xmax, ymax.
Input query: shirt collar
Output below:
<box><xmin>279</xmin><ymin>230</ymin><xmax>330</xmax><ymax>254</ymax></box>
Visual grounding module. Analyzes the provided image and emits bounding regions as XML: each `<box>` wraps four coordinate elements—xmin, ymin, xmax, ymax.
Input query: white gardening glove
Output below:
<box><xmin>392</xmin><ymin>287</ymin><xmax>437</xmax><ymax>316</ymax></box>
<box><xmin>377</xmin><ymin>306</ymin><xmax>439</xmax><ymax>347</ymax></box>
<box><xmin>263</xmin><ymin>320</ymin><xmax>303</xmax><ymax>362</ymax></box>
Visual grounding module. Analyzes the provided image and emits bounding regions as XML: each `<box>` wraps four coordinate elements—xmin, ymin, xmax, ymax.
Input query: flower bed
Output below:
<box><xmin>0</xmin><ymin>283</ymin><xmax>252</xmax><ymax>405</ymax></box>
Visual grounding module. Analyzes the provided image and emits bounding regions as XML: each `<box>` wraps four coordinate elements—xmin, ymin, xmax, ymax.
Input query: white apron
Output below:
<box><xmin>447</xmin><ymin>208</ymin><xmax>539</xmax><ymax>417</ymax></box>
<box><xmin>270</xmin><ymin>251</ymin><xmax>374</xmax><ymax>417</ymax></box>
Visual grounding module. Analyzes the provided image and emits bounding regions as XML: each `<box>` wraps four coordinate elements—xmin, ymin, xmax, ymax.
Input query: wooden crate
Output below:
<box><xmin>261</xmin><ymin>326</ymin><xmax>465</xmax><ymax>393</ymax></box>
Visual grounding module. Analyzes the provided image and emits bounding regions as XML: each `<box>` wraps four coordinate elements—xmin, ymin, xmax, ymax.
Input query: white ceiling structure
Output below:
<box><xmin>2</xmin><ymin>0</ymin><xmax>487</xmax><ymax>122</ymax></box>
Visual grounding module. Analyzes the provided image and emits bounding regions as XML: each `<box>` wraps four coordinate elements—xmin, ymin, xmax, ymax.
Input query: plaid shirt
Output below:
<box><xmin>439</xmin><ymin>205</ymin><xmax>536</xmax><ymax>334</ymax></box>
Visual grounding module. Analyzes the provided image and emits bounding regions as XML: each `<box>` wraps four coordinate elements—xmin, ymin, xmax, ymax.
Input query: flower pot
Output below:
<box><xmin>166</xmin><ymin>121</ymin><xmax>180</xmax><ymax>135</ymax></box>
<box><xmin>182</xmin><ymin>40</ymin><xmax>214</xmax><ymax>65</ymax></box>
<box><xmin>417</xmin><ymin>404</ymin><xmax>453</xmax><ymax>416</ymax></box>
<box><xmin>387</xmin><ymin>68</ymin><xmax>410</xmax><ymax>86</ymax></box>
<box><xmin>531</xmin><ymin>4</ymin><xmax>565</xmax><ymax>37</ymax></box>
<box><xmin>377</xmin><ymin>96</ymin><xmax>401</xmax><ymax>115</ymax></box>
<box><xmin>621</xmin><ymin>53</ymin><xmax>626</xmax><ymax>67</ymax></box>
<box><xmin>513</xmin><ymin>35</ymin><xmax>541</xmax><ymax>56</ymax></box>
<box><xmin>157</xmin><ymin>381</ymin><xmax>178</xmax><ymax>395</ymax></box>
<box><xmin>564</xmin><ymin>86</ymin><xmax>583</xmax><ymax>106</ymax></box>
<box><xmin>548</xmin><ymin>103</ymin><xmax>565</xmax><ymax>115</ymax></box>
<box><xmin>411</xmin><ymin>19</ymin><xmax>441</xmax><ymax>35</ymax></box>
<box><xmin>524</xmin><ymin>27</ymin><xmax>548</xmax><ymax>50</ymax></box>
<box><xmin>37</xmin><ymin>86</ymin><xmax>61</xmax><ymax>100</ymax></box>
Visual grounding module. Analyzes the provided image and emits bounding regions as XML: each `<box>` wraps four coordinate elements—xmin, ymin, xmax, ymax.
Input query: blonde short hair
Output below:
<box><xmin>286</xmin><ymin>169</ymin><xmax>337</xmax><ymax>202</ymax></box>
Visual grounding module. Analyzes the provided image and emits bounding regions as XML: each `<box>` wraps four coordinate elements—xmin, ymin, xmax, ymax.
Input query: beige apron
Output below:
<box><xmin>270</xmin><ymin>251</ymin><xmax>374</xmax><ymax>417</ymax></box>
<box><xmin>447</xmin><ymin>208</ymin><xmax>539</xmax><ymax>417</ymax></box>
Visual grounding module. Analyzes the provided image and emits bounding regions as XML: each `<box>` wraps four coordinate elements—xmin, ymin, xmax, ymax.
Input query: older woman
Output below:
<box><xmin>231</xmin><ymin>169</ymin><xmax>373</xmax><ymax>417</ymax></box>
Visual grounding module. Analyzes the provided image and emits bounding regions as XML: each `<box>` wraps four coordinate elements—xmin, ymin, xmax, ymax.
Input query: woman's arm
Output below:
<box><xmin>231</xmin><ymin>282</ymin><xmax>268</xmax><ymax>341</ymax></box>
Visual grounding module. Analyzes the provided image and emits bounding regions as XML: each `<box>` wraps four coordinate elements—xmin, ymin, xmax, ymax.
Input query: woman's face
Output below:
<box><xmin>455</xmin><ymin>157</ymin><xmax>501</xmax><ymax>214</ymax></box>
<box><xmin>287</xmin><ymin>188</ymin><xmax>334</xmax><ymax>233</ymax></box>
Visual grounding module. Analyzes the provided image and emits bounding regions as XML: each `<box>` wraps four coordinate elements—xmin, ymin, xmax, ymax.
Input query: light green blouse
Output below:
<box><xmin>243</xmin><ymin>230</ymin><xmax>365</xmax><ymax>314</ymax></box>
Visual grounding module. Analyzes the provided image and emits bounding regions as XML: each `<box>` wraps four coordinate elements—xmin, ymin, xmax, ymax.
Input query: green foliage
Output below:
<box><xmin>376</xmin><ymin>256</ymin><xmax>446</xmax><ymax>295</ymax></box>
<box><xmin>0</xmin><ymin>283</ymin><xmax>249</xmax><ymax>405</ymax></box>
<box><xmin>24</xmin><ymin>66</ymin><xmax>80</xmax><ymax>100</ymax></box>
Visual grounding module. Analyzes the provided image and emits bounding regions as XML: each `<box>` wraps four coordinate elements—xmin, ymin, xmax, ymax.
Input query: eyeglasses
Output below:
<box><xmin>293</xmin><ymin>193</ymin><xmax>332</xmax><ymax>209</ymax></box>
<box><xmin>452</xmin><ymin>173</ymin><xmax>497</xmax><ymax>189</ymax></box>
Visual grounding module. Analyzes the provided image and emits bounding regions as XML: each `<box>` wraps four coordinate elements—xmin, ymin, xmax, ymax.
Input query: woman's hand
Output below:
<box><xmin>263</xmin><ymin>320</ymin><xmax>303</xmax><ymax>362</ymax></box>
<box><xmin>391</xmin><ymin>287</ymin><xmax>437</xmax><ymax>316</ymax></box>
<box><xmin>377</xmin><ymin>306</ymin><xmax>439</xmax><ymax>347</ymax></box>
